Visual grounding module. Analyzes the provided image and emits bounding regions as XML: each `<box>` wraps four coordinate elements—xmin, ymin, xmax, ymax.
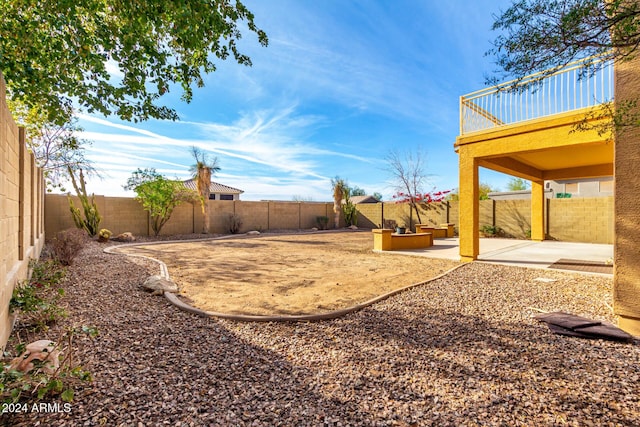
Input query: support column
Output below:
<box><xmin>614</xmin><ymin>54</ymin><xmax>640</xmax><ymax>336</ymax></box>
<box><xmin>530</xmin><ymin>180</ymin><xmax>545</xmax><ymax>241</ymax></box>
<box><xmin>459</xmin><ymin>149</ymin><xmax>479</xmax><ymax>262</ymax></box>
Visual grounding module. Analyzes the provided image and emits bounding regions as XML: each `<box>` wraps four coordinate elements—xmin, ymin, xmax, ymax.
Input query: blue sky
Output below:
<box><xmin>77</xmin><ymin>0</ymin><xmax>514</xmax><ymax>201</ymax></box>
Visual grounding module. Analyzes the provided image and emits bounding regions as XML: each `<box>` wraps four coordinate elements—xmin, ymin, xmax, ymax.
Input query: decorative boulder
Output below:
<box><xmin>9</xmin><ymin>340</ymin><xmax>60</xmax><ymax>374</ymax></box>
<box><xmin>246</xmin><ymin>230</ymin><xmax>260</xmax><ymax>235</ymax></box>
<box><xmin>348</xmin><ymin>225</ymin><xmax>358</xmax><ymax>230</ymax></box>
<box><xmin>112</xmin><ymin>232</ymin><xmax>136</xmax><ymax>242</ymax></box>
<box><xmin>142</xmin><ymin>275</ymin><xmax>179</xmax><ymax>295</ymax></box>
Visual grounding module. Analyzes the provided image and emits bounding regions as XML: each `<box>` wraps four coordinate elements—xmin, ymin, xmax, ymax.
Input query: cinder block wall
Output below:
<box><xmin>266</xmin><ymin>202</ymin><xmax>301</xmax><ymax>230</ymax></box>
<box><xmin>479</xmin><ymin>200</ymin><xmax>495</xmax><ymax>229</ymax></box>
<box><xmin>45</xmin><ymin>195</ymin><xmax>339</xmax><ymax>237</ymax></box>
<box><xmin>355</xmin><ymin>203</ymin><xmax>382</xmax><ymax>228</ymax></box>
<box><xmin>0</xmin><ymin>74</ymin><xmax>45</xmax><ymax>348</ymax></box>
<box><xmin>44</xmin><ymin>194</ymin><xmax>614</xmax><ymax>244</ymax></box>
<box><xmin>234</xmin><ymin>201</ymin><xmax>269</xmax><ymax>233</ymax></box>
<box><xmin>548</xmin><ymin>197</ymin><xmax>614</xmax><ymax>244</ymax></box>
<box><xmin>494</xmin><ymin>199</ymin><xmax>531</xmax><ymax>238</ymax></box>
<box><xmin>102</xmin><ymin>197</ymin><xmax>150</xmax><ymax>236</ymax></box>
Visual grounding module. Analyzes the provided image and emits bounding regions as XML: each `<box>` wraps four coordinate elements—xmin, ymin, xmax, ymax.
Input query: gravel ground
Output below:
<box><xmin>3</xmin><ymin>236</ymin><xmax>640</xmax><ymax>426</ymax></box>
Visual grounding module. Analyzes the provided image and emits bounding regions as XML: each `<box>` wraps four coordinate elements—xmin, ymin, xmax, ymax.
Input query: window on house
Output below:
<box><xmin>208</xmin><ymin>194</ymin><xmax>216</xmax><ymax>200</ymax></box>
<box><xmin>220</xmin><ymin>194</ymin><xmax>234</xmax><ymax>201</ymax></box>
<box><xmin>599</xmin><ymin>179</ymin><xmax>614</xmax><ymax>193</ymax></box>
<box><xmin>565</xmin><ymin>182</ymin><xmax>579</xmax><ymax>194</ymax></box>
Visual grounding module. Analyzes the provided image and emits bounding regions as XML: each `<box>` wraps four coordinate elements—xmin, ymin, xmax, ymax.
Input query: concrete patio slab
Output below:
<box><xmin>383</xmin><ymin>237</ymin><xmax>614</xmax><ymax>275</ymax></box>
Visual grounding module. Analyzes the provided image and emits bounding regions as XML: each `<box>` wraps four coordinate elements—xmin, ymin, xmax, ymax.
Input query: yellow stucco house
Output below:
<box><xmin>455</xmin><ymin>55</ymin><xmax>640</xmax><ymax>336</ymax></box>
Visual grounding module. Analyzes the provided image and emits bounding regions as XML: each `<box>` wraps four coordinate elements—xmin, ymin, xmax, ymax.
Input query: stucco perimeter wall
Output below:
<box><xmin>0</xmin><ymin>75</ymin><xmax>45</xmax><ymax>348</ymax></box>
<box><xmin>614</xmin><ymin>53</ymin><xmax>640</xmax><ymax>335</ymax></box>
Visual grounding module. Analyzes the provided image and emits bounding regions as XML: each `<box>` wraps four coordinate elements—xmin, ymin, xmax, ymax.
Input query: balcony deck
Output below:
<box><xmin>455</xmin><ymin>56</ymin><xmax>614</xmax><ymax>262</ymax></box>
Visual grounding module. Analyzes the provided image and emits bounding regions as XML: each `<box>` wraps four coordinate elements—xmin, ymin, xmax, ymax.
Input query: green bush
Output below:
<box><xmin>10</xmin><ymin>260</ymin><xmax>67</xmax><ymax>331</ymax></box>
<box><xmin>316</xmin><ymin>216</ymin><xmax>329</xmax><ymax>230</ymax></box>
<box><xmin>1</xmin><ymin>326</ymin><xmax>97</xmax><ymax>404</ymax></box>
<box><xmin>480</xmin><ymin>225</ymin><xmax>502</xmax><ymax>237</ymax></box>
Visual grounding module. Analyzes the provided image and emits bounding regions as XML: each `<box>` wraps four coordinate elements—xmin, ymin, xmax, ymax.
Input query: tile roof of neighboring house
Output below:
<box><xmin>350</xmin><ymin>195</ymin><xmax>380</xmax><ymax>204</ymax></box>
<box><xmin>183</xmin><ymin>179</ymin><xmax>244</xmax><ymax>194</ymax></box>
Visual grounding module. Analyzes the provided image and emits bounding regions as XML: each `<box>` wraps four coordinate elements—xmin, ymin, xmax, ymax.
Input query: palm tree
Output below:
<box><xmin>331</xmin><ymin>177</ymin><xmax>347</xmax><ymax>229</ymax></box>
<box><xmin>189</xmin><ymin>146</ymin><xmax>221</xmax><ymax>233</ymax></box>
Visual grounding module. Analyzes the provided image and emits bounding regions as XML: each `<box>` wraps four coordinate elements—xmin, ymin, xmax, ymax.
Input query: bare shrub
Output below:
<box><xmin>50</xmin><ymin>228</ymin><xmax>88</xmax><ymax>266</ymax></box>
<box><xmin>228</xmin><ymin>213</ymin><xmax>243</xmax><ymax>234</ymax></box>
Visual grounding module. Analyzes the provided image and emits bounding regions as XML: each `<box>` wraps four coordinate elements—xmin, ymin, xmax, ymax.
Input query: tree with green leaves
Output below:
<box><xmin>446</xmin><ymin>182</ymin><xmax>499</xmax><ymax>201</ymax></box>
<box><xmin>479</xmin><ymin>182</ymin><xmax>499</xmax><ymax>200</ymax></box>
<box><xmin>488</xmin><ymin>0</ymin><xmax>640</xmax><ymax>85</ymax></box>
<box><xmin>506</xmin><ymin>177</ymin><xmax>530</xmax><ymax>191</ymax></box>
<box><xmin>350</xmin><ymin>186</ymin><xmax>366</xmax><ymax>197</ymax></box>
<box><xmin>0</xmin><ymin>1</ymin><xmax>268</xmax><ymax>125</ymax></box>
<box><xmin>189</xmin><ymin>147</ymin><xmax>221</xmax><ymax>234</ymax></box>
<box><xmin>124</xmin><ymin>168</ymin><xmax>197</xmax><ymax>236</ymax></box>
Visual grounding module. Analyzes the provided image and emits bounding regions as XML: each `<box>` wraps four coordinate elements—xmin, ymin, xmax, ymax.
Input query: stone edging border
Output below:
<box><xmin>104</xmin><ymin>231</ymin><xmax>467</xmax><ymax>322</ymax></box>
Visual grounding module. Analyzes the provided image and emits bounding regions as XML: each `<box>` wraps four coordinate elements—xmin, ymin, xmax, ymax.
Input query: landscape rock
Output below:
<box><xmin>246</xmin><ymin>230</ymin><xmax>260</xmax><ymax>235</ymax></box>
<box><xmin>112</xmin><ymin>232</ymin><xmax>136</xmax><ymax>242</ymax></box>
<box><xmin>348</xmin><ymin>225</ymin><xmax>358</xmax><ymax>230</ymax></box>
<box><xmin>7</xmin><ymin>237</ymin><xmax>639</xmax><ymax>427</ymax></box>
<box><xmin>141</xmin><ymin>275</ymin><xmax>178</xmax><ymax>295</ymax></box>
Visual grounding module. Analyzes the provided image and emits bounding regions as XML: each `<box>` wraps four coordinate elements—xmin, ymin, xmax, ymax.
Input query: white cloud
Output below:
<box><xmin>77</xmin><ymin>104</ymin><xmax>381</xmax><ymax>198</ymax></box>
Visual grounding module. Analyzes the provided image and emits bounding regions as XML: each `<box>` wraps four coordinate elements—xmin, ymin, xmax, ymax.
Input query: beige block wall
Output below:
<box><xmin>102</xmin><ymin>197</ymin><xmax>150</xmax><ymax>236</ymax></box>
<box><xmin>45</xmin><ymin>194</ymin><xmax>74</xmax><ymax>235</ymax></box>
<box><xmin>44</xmin><ymin>193</ymin><xmax>614</xmax><ymax>245</ymax></box>
<box><xmin>267</xmin><ymin>202</ymin><xmax>301</xmax><ymax>230</ymax></box>
<box><xmin>300</xmin><ymin>203</ymin><xmax>332</xmax><ymax>229</ymax></box>
<box><xmin>208</xmin><ymin>201</ymin><xmax>236</xmax><ymax>234</ymax></box>
<box><xmin>355</xmin><ymin>203</ymin><xmax>382</xmax><ymax>228</ymax></box>
<box><xmin>416</xmin><ymin>202</ymin><xmax>450</xmax><ymax>227</ymax></box>
<box><xmin>379</xmin><ymin>203</ymin><xmax>412</xmax><ymax>228</ymax></box>
<box><xmin>158</xmin><ymin>203</ymin><xmax>195</xmax><ymax>236</ymax></box>
<box><xmin>548</xmin><ymin>197</ymin><xmax>613</xmax><ymax>244</ymax></box>
<box><xmin>46</xmin><ymin>197</ymin><xmax>340</xmax><ymax>236</ymax></box>
<box><xmin>495</xmin><ymin>199</ymin><xmax>531</xmax><ymax>238</ymax></box>
<box><xmin>479</xmin><ymin>200</ymin><xmax>494</xmax><ymax>228</ymax></box>
<box><xmin>0</xmin><ymin>74</ymin><xmax>45</xmax><ymax>348</ymax></box>
<box><xmin>448</xmin><ymin>201</ymin><xmax>459</xmax><ymax>234</ymax></box>
<box><xmin>235</xmin><ymin>201</ymin><xmax>269</xmax><ymax>233</ymax></box>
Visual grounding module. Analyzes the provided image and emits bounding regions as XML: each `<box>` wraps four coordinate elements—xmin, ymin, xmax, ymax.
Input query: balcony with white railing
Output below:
<box><xmin>460</xmin><ymin>56</ymin><xmax>614</xmax><ymax>135</ymax></box>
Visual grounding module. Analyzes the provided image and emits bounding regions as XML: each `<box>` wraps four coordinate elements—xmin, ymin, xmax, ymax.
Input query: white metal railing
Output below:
<box><xmin>460</xmin><ymin>56</ymin><xmax>614</xmax><ymax>135</ymax></box>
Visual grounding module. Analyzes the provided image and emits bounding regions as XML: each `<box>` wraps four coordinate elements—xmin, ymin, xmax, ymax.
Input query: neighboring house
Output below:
<box><xmin>489</xmin><ymin>177</ymin><xmax>614</xmax><ymax>200</ymax></box>
<box><xmin>183</xmin><ymin>179</ymin><xmax>244</xmax><ymax>201</ymax></box>
<box><xmin>546</xmin><ymin>177</ymin><xmax>614</xmax><ymax>198</ymax></box>
<box><xmin>350</xmin><ymin>195</ymin><xmax>380</xmax><ymax>204</ymax></box>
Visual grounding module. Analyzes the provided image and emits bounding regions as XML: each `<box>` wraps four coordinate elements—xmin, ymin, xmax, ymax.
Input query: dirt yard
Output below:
<box><xmin>117</xmin><ymin>230</ymin><xmax>459</xmax><ymax>316</ymax></box>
